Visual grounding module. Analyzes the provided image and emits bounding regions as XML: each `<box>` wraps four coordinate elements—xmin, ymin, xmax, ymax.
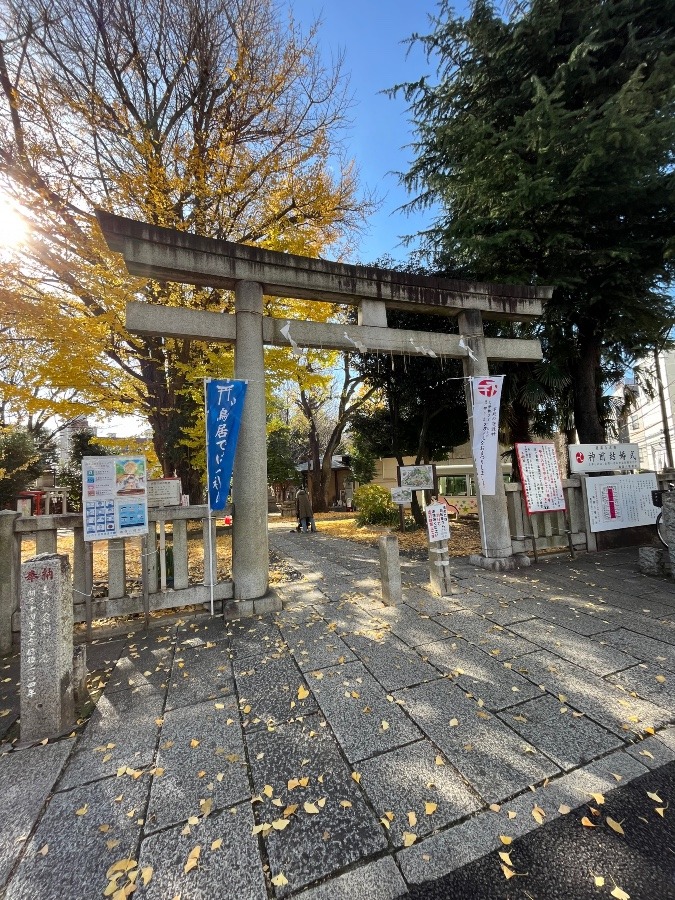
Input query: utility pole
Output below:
<box><xmin>654</xmin><ymin>348</ymin><xmax>674</xmax><ymax>469</ymax></box>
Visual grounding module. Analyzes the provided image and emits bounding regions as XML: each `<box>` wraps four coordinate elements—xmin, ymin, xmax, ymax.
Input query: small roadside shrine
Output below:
<box><xmin>96</xmin><ymin>211</ymin><xmax>552</xmax><ymax>603</ymax></box>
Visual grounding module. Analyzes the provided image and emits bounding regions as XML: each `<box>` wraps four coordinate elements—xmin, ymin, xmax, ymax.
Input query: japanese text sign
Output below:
<box><xmin>426</xmin><ymin>502</ymin><xmax>451</xmax><ymax>542</ymax></box>
<box><xmin>471</xmin><ymin>376</ymin><xmax>504</xmax><ymax>495</ymax></box>
<box><xmin>516</xmin><ymin>443</ymin><xmax>566</xmax><ymax>514</ymax></box>
<box><xmin>82</xmin><ymin>456</ymin><xmax>148</xmax><ymax>541</ymax></box>
<box><xmin>205</xmin><ymin>378</ymin><xmax>247</xmax><ymax>511</ymax></box>
<box><xmin>569</xmin><ymin>443</ymin><xmax>640</xmax><ymax>474</ymax></box>
<box><xmin>585</xmin><ymin>473</ymin><xmax>658</xmax><ymax>532</ymax></box>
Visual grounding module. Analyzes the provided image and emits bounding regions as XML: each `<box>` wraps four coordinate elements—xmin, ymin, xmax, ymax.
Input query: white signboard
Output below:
<box><xmin>82</xmin><ymin>456</ymin><xmax>148</xmax><ymax>541</ymax></box>
<box><xmin>585</xmin><ymin>473</ymin><xmax>658</xmax><ymax>532</ymax></box>
<box><xmin>426</xmin><ymin>502</ymin><xmax>451</xmax><ymax>542</ymax></box>
<box><xmin>147</xmin><ymin>478</ymin><xmax>182</xmax><ymax>508</ymax></box>
<box><xmin>516</xmin><ymin>443</ymin><xmax>566</xmax><ymax>514</ymax></box>
<box><xmin>399</xmin><ymin>465</ymin><xmax>435</xmax><ymax>491</ymax></box>
<box><xmin>569</xmin><ymin>443</ymin><xmax>639</xmax><ymax>474</ymax></box>
<box><xmin>391</xmin><ymin>487</ymin><xmax>413</xmax><ymax>505</ymax></box>
<box><xmin>471</xmin><ymin>376</ymin><xmax>504</xmax><ymax>495</ymax></box>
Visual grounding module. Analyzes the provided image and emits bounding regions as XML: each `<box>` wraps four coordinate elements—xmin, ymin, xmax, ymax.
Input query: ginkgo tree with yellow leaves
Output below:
<box><xmin>0</xmin><ymin>0</ymin><xmax>373</xmax><ymax>498</ymax></box>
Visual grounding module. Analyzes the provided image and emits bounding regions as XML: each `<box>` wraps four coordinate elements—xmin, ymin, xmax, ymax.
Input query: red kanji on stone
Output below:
<box><xmin>24</xmin><ymin>570</ymin><xmax>39</xmax><ymax>582</ymax></box>
<box><xmin>41</xmin><ymin>568</ymin><xmax>54</xmax><ymax>580</ymax></box>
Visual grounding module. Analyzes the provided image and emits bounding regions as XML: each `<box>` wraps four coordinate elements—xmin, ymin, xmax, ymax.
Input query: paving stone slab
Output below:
<box><xmin>310</xmin><ymin>661</ymin><xmax>422</xmax><ymax>762</ymax></box>
<box><xmin>84</xmin><ymin>638</ymin><xmax>126</xmax><ymax>673</ymax></box>
<box><xmin>510</xmin><ymin>618</ymin><xmax>639</xmax><ymax>675</ymax></box>
<box><xmin>403</xmin><ymin>591</ymin><xmax>466</xmax><ymax>616</ymax></box>
<box><xmin>176</xmin><ymin>616</ymin><xmax>231</xmax><ymax>647</ymax></box>
<box><xmin>625</xmin><ymin>735</ymin><xmax>675</xmax><ymax>769</ymax></box>
<box><xmin>498</xmin><ymin>694</ymin><xmax>622</xmax><ymax>770</ymax></box>
<box><xmin>397</xmin><ymin>680</ymin><xmax>560</xmax><ymax>803</ymax></box>
<box><xmin>106</xmin><ymin>644</ymin><xmax>173</xmax><ymax>694</ymax></box>
<box><xmin>245</xmin><ymin>715</ymin><xmax>388</xmax><ymax>896</ymax></box>
<box><xmin>500</xmin><ymin>597</ymin><xmax>612</xmax><ymax>635</ymax></box>
<box><xmin>373</xmin><ymin>604</ymin><xmax>453</xmax><ymax>647</ymax></box>
<box><xmin>345</xmin><ymin>632</ymin><xmax>440</xmax><ymax>691</ymax></box>
<box><xmin>513</xmin><ymin>650</ymin><xmax>670</xmax><ymax>737</ymax></box>
<box><xmin>608</xmin><ymin>663</ymin><xmax>675</xmax><ymax>710</ymax></box>
<box><xmin>432</xmin><ymin>609</ymin><xmax>539</xmax><ymax>659</ymax></box>
<box><xmin>595</xmin><ymin>610</ymin><xmax>675</xmax><ymax>646</ymax></box>
<box><xmin>226</xmin><ymin>617</ymin><xmax>286</xmax><ymax>659</ymax></box>
<box><xmin>145</xmin><ymin>696</ymin><xmax>249</xmax><ymax>833</ymax></box>
<box><xmin>234</xmin><ymin>654</ymin><xmax>317</xmax><ymax>730</ymax></box>
<box><xmin>59</xmin><ymin>685</ymin><xmax>166</xmax><ymax>789</ymax></box>
<box><xmin>135</xmin><ymin>804</ymin><xmax>267</xmax><ymax>900</ymax></box>
<box><xmin>396</xmin><ymin>805</ymin><xmax>533</xmax><ymax>884</ymax></box>
<box><xmin>166</xmin><ymin>644</ymin><xmax>235</xmax><ymax>711</ymax></box>
<box><xmin>600</xmin><ymin>629</ymin><xmax>675</xmax><ymax>673</ymax></box>
<box><xmin>280</xmin><ymin>620</ymin><xmax>356</xmax><ymax>672</ymax></box>
<box><xmin>5</xmin><ymin>769</ymin><xmax>150</xmax><ymax>900</ymax></box>
<box><xmin>417</xmin><ymin>637</ymin><xmax>540</xmax><ymax>710</ymax></box>
<box><xmin>0</xmin><ymin>742</ymin><xmax>73</xmax><ymax>890</ymax></box>
<box><xmin>358</xmin><ymin>739</ymin><xmax>482</xmax><ymax>847</ymax></box>
<box><xmin>295</xmin><ymin>856</ymin><xmax>407</xmax><ymax>900</ymax></box>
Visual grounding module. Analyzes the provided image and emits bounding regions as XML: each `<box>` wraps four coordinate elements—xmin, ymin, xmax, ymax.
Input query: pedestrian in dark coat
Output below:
<box><xmin>295</xmin><ymin>488</ymin><xmax>316</xmax><ymax>533</ymax></box>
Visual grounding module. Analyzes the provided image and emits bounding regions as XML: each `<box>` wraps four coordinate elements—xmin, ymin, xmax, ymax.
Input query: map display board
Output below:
<box><xmin>569</xmin><ymin>443</ymin><xmax>639</xmax><ymax>474</ymax></box>
<box><xmin>391</xmin><ymin>487</ymin><xmax>413</xmax><ymax>505</ymax></box>
<box><xmin>516</xmin><ymin>443</ymin><xmax>566</xmax><ymax>514</ymax></box>
<box><xmin>399</xmin><ymin>465</ymin><xmax>435</xmax><ymax>491</ymax></box>
<box><xmin>82</xmin><ymin>456</ymin><xmax>148</xmax><ymax>541</ymax></box>
<box><xmin>585</xmin><ymin>473</ymin><xmax>658</xmax><ymax>532</ymax></box>
<box><xmin>426</xmin><ymin>502</ymin><xmax>451</xmax><ymax>542</ymax></box>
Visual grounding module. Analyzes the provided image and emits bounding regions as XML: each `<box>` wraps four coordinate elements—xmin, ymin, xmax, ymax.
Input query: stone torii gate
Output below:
<box><xmin>96</xmin><ymin>211</ymin><xmax>552</xmax><ymax>603</ymax></box>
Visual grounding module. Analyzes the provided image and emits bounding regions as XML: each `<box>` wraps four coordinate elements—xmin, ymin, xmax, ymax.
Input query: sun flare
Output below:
<box><xmin>0</xmin><ymin>199</ymin><xmax>27</xmax><ymax>248</ymax></box>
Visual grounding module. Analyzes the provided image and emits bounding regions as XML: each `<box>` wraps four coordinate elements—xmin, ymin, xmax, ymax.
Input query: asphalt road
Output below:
<box><xmin>407</xmin><ymin>760</ymin><xmax>675</xmax><ymax>900</ymax></box>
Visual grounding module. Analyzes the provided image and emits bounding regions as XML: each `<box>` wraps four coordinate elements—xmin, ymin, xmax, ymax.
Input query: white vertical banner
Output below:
<box><xmin>470</xmin><ymin>375</ymin><xmax>504</xmax><ymax>496</ymax></box>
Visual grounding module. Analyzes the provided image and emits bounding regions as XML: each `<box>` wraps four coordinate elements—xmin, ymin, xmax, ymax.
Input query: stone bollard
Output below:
<box><xmin>429</xmin><ymin>539</ymin><xmax>455</xmax><ymax>596</ymax></box>
<box><xmin>378</xmin><ymin>534</ymin><xmax>402</xmax><ymax>606</ymax></box>
<box><xmin>20</xmin><ymin>553</ymin><xmax>75</xmax><ymax>741</ymax></box>
<box><xmin>664</xmin><ymin>493</ymin><xmax>675</xmax><ymax>581</ymax></box>
<box><xmin>638</xmin><ymin>546</ymin><xmax>671</xmax><ymax>578</ymax></box>
<box><xmin>72</xmin><ymin>644</ymin><xmax>89</xmax><ymax>706</ymax></box>
<box><xmin>0</xmin><ymin>511</ymin><xmax>21</xmax><ymax>655</ymax></box>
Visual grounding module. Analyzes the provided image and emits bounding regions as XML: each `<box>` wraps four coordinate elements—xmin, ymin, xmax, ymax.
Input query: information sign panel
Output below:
<box><xmin>516</xmin><ymin>443</ymin><xmax>566</xmax><ymax>514</ymax></box>
<box><xmin>569</xmin><ymin>443</ymin><xmax>639</xmax><ymax>474</ymax></box>
<box><xmin>82</xmin><ymin>456</ymin><xmax>148</xmax><ymax>541</ymax></box>
<box><xmin>585</xmin><ymin>473</ymin><xmax>658</xmax><ymax>532</ymax></box>
<box><xmin>147</xmin><ymin>478</ymin><xmax>182</xmax><ymax>508</ymax></box>
<box><xmin>426</xmin><ymin>502</ymin><xmax>451</xmax><ymax>542</ymax></box>
<box><xmin>399</xmin><ymin>465</ymin><xmax>435</xmax><ymax>490</ymax></box>
<box><xmin>391</xmin><ymin>487</ymin><xmax>412</xmax><ymax>505</ymax></box>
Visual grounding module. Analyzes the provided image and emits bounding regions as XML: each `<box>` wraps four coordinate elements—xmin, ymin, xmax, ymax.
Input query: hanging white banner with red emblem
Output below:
<box><xmin>470</xmin><ymin>375</ymin><xmax>504</xmax><ymax>496</ymax></box>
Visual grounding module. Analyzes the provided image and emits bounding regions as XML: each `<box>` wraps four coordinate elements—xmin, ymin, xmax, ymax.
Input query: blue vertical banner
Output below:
<box><xmin>205</xmin><ymin>378</ymin><xmax>248</xmax><ymax>511</ymax></box>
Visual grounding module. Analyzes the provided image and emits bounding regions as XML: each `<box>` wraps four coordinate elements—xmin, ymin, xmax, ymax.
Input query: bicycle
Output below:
<box><xmin>652</xmin><ymin>483</ymin><xmax>674</xmax><ymax>549</ymax></box>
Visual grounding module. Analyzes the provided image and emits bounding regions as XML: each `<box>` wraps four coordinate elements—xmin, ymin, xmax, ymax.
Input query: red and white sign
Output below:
<box><xmin>569</xmin><ymin>443</ymin><xmax>639</xmax><ymax>474</ymax></box>
<box><xmin>426</xmin><ymin>502</ymin><xmax>451</xmax><ymax>542</ymax></box>
<box><xmin>470</xmin><ymin>375</ymin><xmax>504</xmax><ymax>496</ymax></box>
<box><xmin>516</xmin><ymin>443</ymin><xmax>566</xmax><ymax>514</ymax></box>
<box><xmin>585</xmin><ymin>473</ymin><xmax>658</xmax><ymax>532</ymax></box>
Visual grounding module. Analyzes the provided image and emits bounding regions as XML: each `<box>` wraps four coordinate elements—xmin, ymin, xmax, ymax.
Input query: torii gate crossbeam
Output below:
<box><xmin>96</xmin><ymin>211</ymin><xmax>552</xmax><ymax>603</ymax></box>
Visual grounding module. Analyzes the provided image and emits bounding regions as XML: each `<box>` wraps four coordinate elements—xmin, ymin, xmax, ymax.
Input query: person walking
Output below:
<box><xmin>295</xmin><ymin>486</ymin><xmax>316</xmax><ymax>533</ymax></box>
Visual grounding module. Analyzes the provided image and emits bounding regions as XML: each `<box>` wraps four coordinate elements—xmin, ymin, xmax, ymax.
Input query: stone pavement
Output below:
<box><xmin>1</xmin><ymin>527</ymin><xmax>675</xmax><ymax>899</ymax></box>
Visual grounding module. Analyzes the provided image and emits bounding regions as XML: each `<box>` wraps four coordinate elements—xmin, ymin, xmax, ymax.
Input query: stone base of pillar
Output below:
<box><xmin>219</xmin><ymin>590</ymin><xmax>283</xmax><ymax>621</ymax></box>
<box><xmin>469</xmin><ymin>553</ymin><xmax>531</xmax><ymax>571</ymax></box>
<box><xmin>638</xmin><ymin>546</ymin><xmax>671</xmax><ymax>578</ymax></box>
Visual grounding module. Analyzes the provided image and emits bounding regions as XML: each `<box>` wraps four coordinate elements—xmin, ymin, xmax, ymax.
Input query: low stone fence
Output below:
<box><xmin>0</xmin><ymin>506</ymin><xmax>233</xmax><ymax>649</ymax></box>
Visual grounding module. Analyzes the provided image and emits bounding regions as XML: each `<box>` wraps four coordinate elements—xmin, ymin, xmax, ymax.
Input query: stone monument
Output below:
<box><xmin>20</xmin><ymin>553</ymin><xmax>74</xmax><ymax>741</ymax></box>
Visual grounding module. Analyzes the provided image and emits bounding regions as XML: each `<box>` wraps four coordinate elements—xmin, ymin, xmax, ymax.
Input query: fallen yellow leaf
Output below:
<box><xmin>403</xmin><ymin>832</ymin><xmax>417</xmax><ymax>847</ymax></box>
<box><xmin>140</xmin><ymin>867</ymin><xmax>153</xmax><ymax>886</ymax></box>
<box><xmin>297</xmin><ymin>686</ymin><xmax>309</xmax><ymax>700</ymax></box>
<box><xmin>200</xmin><ymin>798</ymin><xmax>213</xmax><ymax>817</ymax></box>
<box><xmin>38</xmin><ymin>845</ymin><xmax>48</xmax><ymax>856</ymax></box>
<box><xmin>610</xmin><ymin>886</ymin><xmax>630</xmax><ymax>900</ymax></box>
<box><xmin>184</xmin><ymin>845</ymin><xmax>201</xmax><ymax>874</ymax></box>
<box><xmin>499</xmin><ymin>835</ymin><xmax>512</xmax><ymax>845</ymax></box>
<box><xmin>499</xmin><ymin>851</ymin><xmax>512</xmax><ymax>866</ymax></box>
<box><xmin>489</xmin><ymin>803</ymin><xmax>501</xmax><ymax>813</ymax></box>
<box><xmin>381</xmin><ymin>720</ymin><xmax>390</xmax><ymax>731</ymax></box>
<box><xmin>351</xmin><ymin>772</ymin><xmax>361</xmax><ymax>784</ymax></box>
<box><xmin>559</xmin><ymin>804</ymin><xmax>571</xmax><ymax>815</ymax></box>
<box><xmin>435</xmin><ymin>756</ymin><xmax>445</xmax><ymax>766</ymax></box>
<box><xmin>339</xmin><ymin>800</ymin><xmax>352</xmax><ymax>809</ymax></box>
<box><xmin>211</xmin><ymin>839</ymin><xmax>223</xmax><ymax>850</ymax></box>
<box><xmin>272</xmin><ymin>819</ymin><xmax>290</xmax><ymax>830</ymax></box>
<box><xmin>606</xmin><ymin>817</ymin><xmax>625</xmax><ymax>835</ymax></box>
<box><xmin>75</xmin><ymin>804</ymin><xmax>88</xmax><ymax>816</ymax></box>
<box><xmin>262</xmin><ymin>785</ymin><xmax>273</xmax><ymax>798</ymax></box>
<box><xmin>581</xmin><ymin>816</ymin><xmax>596</xmax><ymax>828</ymax></box>
<box><xmin>655</xmin><ymin>675</ymin><xmax>667</xmax><ymax>684</ymax></box>
<box><xmin>408</xmin><ymin>811</ymin><xmax>417</xmax><ymax>827</ymax></box>
<box><xmin>590</xmin><ymin>792</ymin><xmax>605</xmax><ymax>805</ymax></box>
<box><xmin>647</xmin><ymin>792</ymin><xmax>663</xmax><ymax>803</ymax></box>
<box><xmin>594</xmin><ymin>875</ymin><xmax>605</xmax><ymax>887</ymax></box>
<box><xmin>425</xmin><ymin>802</ymin><xmax>438</xmax><ymax>816</ymax></box>
<box><xmin>303</xmin><ymin>802</ymin><xmax>319</xmax><ymax>815</ymax></box>
<box><xmin>501</xmin><ymin>864</ymin><xmax>516</xmax><ymax>880</ymax></box>
<box><xmin>655</xmin><ymin>807</ymin><xmax>667</xmax><ymax>817</ymax></box>
<box><xmin>271</xmin><ymin>873</ymin><xmax>288</xmax><ymax>887</ymax></box>
<box><xmin>190</xmin><ymin>739</ymin><xmax>200</xmax><ymax>748</ymax></box>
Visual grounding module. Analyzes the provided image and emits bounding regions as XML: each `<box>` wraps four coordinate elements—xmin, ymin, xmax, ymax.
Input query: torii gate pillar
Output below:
<box><xmin>458</xmin><ymin>309</ymin><xmax>519</xmax><ymax>567</ymax></box>
<box><xmin>232</xmin><ymin>280</ymin><xmax>269</xmax><ymax>599</ymax></box>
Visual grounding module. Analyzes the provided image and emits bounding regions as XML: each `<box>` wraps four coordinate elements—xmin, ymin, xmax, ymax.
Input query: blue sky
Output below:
<box><xmin>289</xmin><ymin>0</ymin><xmax>455</xmax><ymax>265</ymax></box>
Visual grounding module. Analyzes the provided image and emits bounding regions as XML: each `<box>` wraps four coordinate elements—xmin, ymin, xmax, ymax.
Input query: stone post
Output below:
<box><xmin>20</xmin><ymin>553</ymin><xmax>74</xmax><ymax>741</ymax></box>
<box><xmin>232</xmin><ymin>280</ymin><xmax>269</xmax><ymax>601</ymax></box>
<box><xmin>0</xmin><ymin>511</ymin><xmax>20</xmax><ymax>654</ymax></box>
<box><xmin>457</xmin><ymin>309</ymin><xmax>513</xmax><ymax>566</ymax></box>
<box><xmin>664</xmin><ymin>492</ymin><xmax>675</xmax><ymax>580</ymax></box>
<box><xmin>428</xmin><ymin>539</ymin><xmax>454</xmax><ymax>596</ymax></box>
<box><xmin>378</xmin><ymin>534</ymin><xmax>402</xmax><ymax>605</ymax></box>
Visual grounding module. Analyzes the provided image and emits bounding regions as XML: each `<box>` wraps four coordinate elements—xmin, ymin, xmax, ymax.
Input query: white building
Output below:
<box><xmin>57</xmin><ymin>416</ymin><xmax>94</xmax><ymax>466</ymax></box>
<box><xmin>624</xmin><ymin>350</ymin><xmax>675</xmax><ymax>472</ymax></box>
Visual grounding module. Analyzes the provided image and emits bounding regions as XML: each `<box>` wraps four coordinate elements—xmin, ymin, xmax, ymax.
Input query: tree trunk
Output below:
<box><xmin>571</xmin><ymin>332</ymin><xmax>606</xmax><ymax>443</ymax></box>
